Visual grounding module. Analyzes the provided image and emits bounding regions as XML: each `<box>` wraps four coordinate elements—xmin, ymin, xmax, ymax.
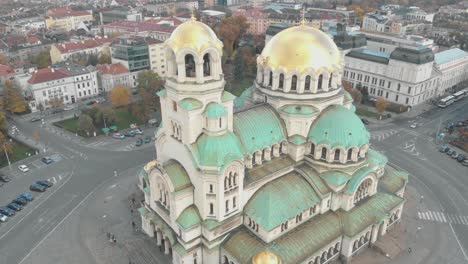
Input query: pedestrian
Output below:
<box><xmin>132</xmin><ymin>197</ymin><xmax>136</xmax><ymax>205</ymax></box>
<box><xmin>130</xmin><ymin>208</ymin><xmax>134</xmax><ymax>214</ymax></box>
<box><xmin>408</xmin><ymin>247</ymin><xmax>412</xmax><ymax>254</ymax></box>
<box><xmin>132</xmin><ymin>221</ymin><xmax>136</xmax><ymax>229</ymax></box>
<box><xmin>106</xmin><ymin>232</ymin><xmax>111</xmax><ymax>240</ymax></box>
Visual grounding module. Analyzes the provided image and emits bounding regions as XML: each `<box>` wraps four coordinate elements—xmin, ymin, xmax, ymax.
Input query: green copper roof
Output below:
<box><xmin>244</xmin><ymin>171</ymin><xmax>320</xmax><ymax>231</ymax></box>
<box><xmin>367</xmin><ymin>149</ymin><xmax>388</xmax><ymax>167</ymax></box>
<box><xmin>320</xmin><ymin>170</ymin><xmax>351</xmax><ymax>186</ymax></box>
<box><xmin>338</xmin><ymin>192</ymin><xmax>405</xmax><ymax>237</ymax></box>
<box><xmin>245</xmin><ymin>156</ymin><xmax>295</xmax><ymax>185</ymax></box>
<box><xmin>308</xmin><ymin>105</ymin><xmax>370</xmax><ymax>148</ymax></box>
<box><xmin>223</xmin><ymin>213</ymin><xmax>341</xmax><ymax>264</ymax></box>
<box><xmin>344</xmin><ymin>167</ymin><xmax>376</xmax><ymax>194</ymax></box>
<box><xmin>343</xmin><ymin>90</ymin><xmax>353</xmax><ymax>103</ymax></box>
<box><xmin>173</xmin><ymin>243</ymin><xmax>188</xmax><ymax>256</ymax></box>
<box><xmin>221</xmin><ymin>91</ymin><xmax>236</xmax><ymax>101</ymax></box>
<box><xmin>379</xmin><ymin>166</ymin><xmax>409</xmax><ymax>193</ymax></box>
<box><xmin>164</xmin><ymin>160</ymin><xmax>192</xmax><ymax>192</ymax></box>
<box><xmin>204</xmin><ymin>102</ymin><xmax>227</xmax><ymax>118</ymax></box>
<box><xmin>296</xmin><ymin>163</ymin><xmax>331</xmax><ymax>196</ymax></box>
<box><xmin>234</xmin><ymin>105</ymin><xmax>287</xmax><ymax>154</ymax></box>
<box><xmin>190</xmin><ymin>131</ymin><xmax>244</xmax><ymax>169</ymax></box>
<box><xmin>178</xmin><ymin>98</ymin><xmax>203</xmax><ymax>111</ymax></box>
<box><xmin>176</xmin><ymin>205</ymin><xmax>201</xmax><ymax>230</ymax></box>
<box><xmin>156</xmin><ymin>89</ymin><xmax>167</xmax><ymax>98</ymax></box>
<box><xmin>288</xmin><ymin>134</ymin><xmax>306</xmax><ymax>145</ymax></box>
<box><xmin>279</xmin><ymin>104</ymin><xmax>319</xmax><ymax>116</ymax></box>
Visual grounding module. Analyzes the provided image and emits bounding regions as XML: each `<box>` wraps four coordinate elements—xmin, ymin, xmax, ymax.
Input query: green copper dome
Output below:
<box><xmin>204</xmin><ymin>102</ymin><xmax>227</xmax><ymax>119</ymax></box>
<box><xmin>308</xmin><ymin>105</ymin><xmax>370</xmax><ymax>149</ymax></box>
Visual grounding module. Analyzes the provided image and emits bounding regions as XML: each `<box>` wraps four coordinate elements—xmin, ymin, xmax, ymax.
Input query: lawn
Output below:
<box><xmin>355</xmin><ymin>107</ymin><xmax>381</xmax><ymax>119</ymax></box>
<box><xmin>54</xmin><ymin>108</ymin><xmax>143</xmax><ymax>137</ymax></box>
<box><xmin>0</xmin><ymin>139</ymin><xmax>36</xmax><ymax>168</ymax></box>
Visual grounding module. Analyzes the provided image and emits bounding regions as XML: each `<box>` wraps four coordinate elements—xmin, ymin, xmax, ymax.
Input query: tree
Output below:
<box><xmin>218</xmin><ymin>15</ymin><xmax>250</xmax><ymax>58</ymax></box>
<box><xmin>0</xmin><ymin>54</ymin><xmax>8</xmax><ymax>64</ymax></box>
<box><xmin>96</xmin><ymin>106</ymin><xmax>116</xmax><ymax>127</ymax></box>
<box><xmin>0</xmin><ymin>131</ymin><xmax>13</xmax><ymax>158</ymax></box>
<box><xmin>78</xmin><ymin>114</ymin><xmax>95</xmax><ymax>135</ymax></box>
<box><xmin>137</xmin><ymin>70</ymin><xmax>163</xmax><ymax>110</ymax></box>
<box><xmin>233</xmin><ymin>49</ymin><xmax>245</xmax><ymax>82</ymax></box>
<box><xmin>109</xmin><ymin>85</ymin><xmax>131</xmax><ymax>108</ymax></box>
<box><xmin>3</xmin><ymin>80</ymin><xmax>27</xmax><ymax>114</ymax></box>
<box><xmin>375</xmin><ymin>97</ymin><xmax>389</xmax><ymax>120</ymax></box>
<box><xmin>98</xmin><ymin>54</ymin><xmax>111</xmax><ymax>65</ymax></box>
<box><xmin>30</xmin><ymin>51</ymin><xmax>51</xmax><ymax>69</ymax></box>
<box><xmin>342</xmin><ymin>80</ymin><xmax>362</xmax><ymax>104</ymax></box>
<box><xmin>0</xmin><ymin>112</ymin><xmax>6</xmax><ymax>133</ymax></box>
<box><xmin>87</xmin><ymin>54</ymin><xmax>98</xmax><ymax>66</ymax></box>
<box><xmin>130</xmin><ymin>103</ymin><xmax>151</xmax><ymax>124</ymax></box>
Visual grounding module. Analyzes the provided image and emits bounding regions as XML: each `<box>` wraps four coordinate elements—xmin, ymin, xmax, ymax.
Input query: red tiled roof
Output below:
<box><xmin>27</xmin><ymin>68</ymin><xmax>70</xmax><ymax>84</ymax></box>
<box><xmin>96</xmin><ymin>63</ymin><xmax>129</xmax><ymax>75</ymax></box>
<box><xmin>104</xmin><ymin>20</ymin><xmax>176</xmax><ymax>34</ymax></box>
<box><xmin>54</xmin><ymin>38</ymin><xmax>113</xmax><ymax>54</ymax></box>
<box><xmin>0</xmin><ymin>65</ymin><xmax>14</xmax><ymax>77</ymax></box>
<box><xmin>27</xmin><ymin>36</ymin><xmax>40</xmax><ymax>43</ymax></box>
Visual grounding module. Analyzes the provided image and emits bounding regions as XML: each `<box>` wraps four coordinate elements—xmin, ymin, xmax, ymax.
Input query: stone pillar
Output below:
<box><xmin>263</xmin><ymin>69</ymin><xmax>270</xmax><ymax>87</ymax></box>
<box><xmin>177</xmin><ymin>62</ymin><xmax>185</xmax><ymax>83</ymax></box>
<box><xmin>311</xmin><ymin>77</ymin><xmax>318</xmax><ymax>93</ymax></box>
<box><xmin>323</xmin><ymin>74</ymin><xmax>330</xmax><ymax>92</ymax></box>
<box><xmin>272</xmin><ymin>145</ymin><xmax>280</xmax><ymax>158</ymax></box>
<box><xmin>264</xmin><ymin>148</ymin><xmax>271</xmax><ymax>161</ymax></box>
<box><xmin>272</xmin><ymin>73</ymin><xmax>279</xmax><ymax>90</ymax></box>
<box><xmin>164</xmin><ymin>239</ymin><xmax>170</xmax><ymax>255</ymax></box>
<box><xmin>196</xmin><ymin>62</ymin><xmax>204</xmax><ymax>83</ymax></box>
<box><xmin>245</xmin><ymin>155</ymin><xmax>253</xmax><ymax>169</ymax></box>
<box><xmin>380</xmin><ymin>220</ymin><xmax>388</xmax><ymax>236</ymax></box>
<box><xmin>284</xmin><ymin>76</ymin><xmax>292</xmax><ymax>93</ymax></box>
<box><xmin>156</xmin><ymin>231</ymin><xmax>162</xmax><ymax>246</ymax></box>
<box><xmin>255</xmin><ymin>151</ymin><xmax>262</xmax><ymax>165</ymax></box>
<box><xmin>371</xmin><ymin>225</ymin><xmax>379</xmax><ymax>243</ymax></box>
<box><xmin>305</xmin><ymin>142</ymin><xmax>312</xmax><ymax>154</ymax></box>
<box><xmin>297</xmin><ymin>76</ymin><xmax>305</xmax><ymax>94</ymax></box>
<box><xmin>256</xmin><ymin>66</ymin><xmax>263</xmax><ymax>84</ymax></box>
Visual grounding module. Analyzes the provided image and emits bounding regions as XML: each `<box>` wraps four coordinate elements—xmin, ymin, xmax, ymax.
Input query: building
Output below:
<box><xmin>0</xmin><ymin>64</ymin><xmax>15</xmax><ymax>82</ymax></box>
<box><xmin>434</xmin><ymin>48</ymin><xmax>468</xmax><ymax>94</ymax></box>
<box><xmin>145</xmin><ymin>0</ymin><xmax>199</xmax><ymax>16</ymax></box>
<box><xmin>265</xmin><ymin>23</ymin><xmax>292</xmax><ymax>44</ymax></box>
<box><xmin>45</xmin><ymin>8</ymin><xmax>94</xmax><ymax>32</ymax></box>
<box><xmin>137</xmin><ymin>18</ymin><xmax>408</xmax><ymax>264</ymax></box>
<box><xmin>10</xmin><ymin>17</ymin><xmax>46</xmax><ymax>33</ymax></box>
<box><xmin>26</xmin><ymin>64</ymin><xmax>99</xmax><ymax>111</ymax></box>
<box><xmin>103</xmin><ymin>20</ymin><xmax>176</xmax><ymax>41</ymax></box>
<box><xmin>50</xmin><ymin>38</ymin><xmax>113</xmax><ymax>64</ymax></box>
<box><xmin>343</xmin><ymin>47</ymin><xmax>440</xmax><ymax>106</ymax></box>
<box><xmin>95</xmin><ymin>63</ymin><xmax>133</xmax><ymax>92</ymax></box>
<box><xmin>307</xmin><ymin>6</ymin><xmax>358</xmax><ymax>26</ymax></box>
<box><xmin>364</xmin><ymin>32</ymin><xmax>436</xmax><ymax>54</ymax></box>
<box><xmin>99</xmin><ymin>8</ymin><xmax>143</xmax><ymax>24</ymax></box>
<box><xmin>147</xmin><ymin>38</ymin><xmax>167</xmax><ymax>78</ymax></box>
<box><xmin>111</xmin><ymin>36</ymin><xmax>151</xmax><ymax>86</ymax></box>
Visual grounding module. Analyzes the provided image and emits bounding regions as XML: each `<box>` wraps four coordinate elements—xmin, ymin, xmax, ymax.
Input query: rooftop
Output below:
<box><xmin>104</xmin><ymin>20</ymin><xmax>176</xmax><ymax>33</ymax></box>
<box><xmin>27</xmin><ymin>68</ymin><xmax>69</xmax><ymax>84</ymax></box>
<box><xmin>434</xmin><ymin>48</ymin><xmax>468</xmax><ymax>65</ymax></box>
<box><xmin>95</xmin><ymin>63</ymin><xmax>129</xmax><ymax>75</ymax></box>
<box><xmin>54</xmin><ymin>38</ymin><xmax>113</xmax><ymax>54</ymax></box>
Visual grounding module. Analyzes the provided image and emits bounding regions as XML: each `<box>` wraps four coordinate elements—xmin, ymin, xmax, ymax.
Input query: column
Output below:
<box><xmin>272</xmin><ymin>145</ymin><xmax>280</xmax><ymax>157</ymax></box>
<box><xmin>245</xmin><ymin>155</ymin><xmax>253</xmax><ymax>169</ymax></box>
<box><xmin>371</xmin><ymin>224</ymin><xmax>379</xmax><ymax>243</ymax></box>
<box><xmin>263</xmin><ymin>69</ymin><xmax>270</xmax><ymax>87</ymax></box>
<box><xmin>380</xmin><ymin>219</ymin><xmax>388</xmax><ymax>236</ymax></box>
<box><xmin>176</xmin><ymin>62</ymin><xmax>185</xmax><ymax>83</ymax></box>
<box><xmin>264</xmin><ymin>148</ymin><xmax>271</xmax><ymax>161</ymax></box>
<box><xmin>164</xmin><ymin>239</ymin><xmax>170</xmax><ymax>254</ymax></box>
<box><xmin>156</xmin><ymin>231</ymin><xmax>162</xmax><ymax>246</ymax></box>
<box><xmin>255</xmin><ymin>151</ymin><xmax>262</xmax><ymax>165</ymax></box>
<box><xmin>272</xmin><ymin>73</ymin><xmax>279</xmax><ymax>90</ymax></box>
<box><xmin>311</xmin><ymin>77</ymin><xmax>318</xmax><ymax>93</ymax></box>
<box><xmin>256</xmin><ymin>66</ymin><xmax>263</xmax><ymax>84</ymax></box>
<box><xmin>323</xmin><ymin>74</ymin><xmax>330</xmax><ymax>92</ymax></box>
<box><xmin>196</xmin><ymin>62</ymin><xmax>203</xmax><ymax>84</ymax></box>
<box><xmin>284</xmin><ymin>76</ymin><xmax>292</xmax><ymax>93</ymax></box>
<box><xmin>297</xmin><ymin>76</ymin><xmax>306</xmax><ymax>94</ymax></box>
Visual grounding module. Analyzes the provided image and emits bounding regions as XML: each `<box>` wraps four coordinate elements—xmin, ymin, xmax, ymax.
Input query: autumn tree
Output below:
<box><xmin>0</xmin><ymin>54</ymin><xmax>8</xmax><ymax>64</ymax></box>
<box><xmin>0</xmin><ymin>131</ymin><xmax>13</xmax><ymax>158</ymax></box>
<box><xmin>137</xmin><ymin>70</ymin><xmax>163</xmax><ymax>110</ymax></box>
<box><xmin>375</xmin><ymin>97</ymin><xmax>389</xmax><ymax>120</ymax></box>
<box><xmin>96</xmin><ymin>106</ymin><xmax>116</xmax><ymax>127</ymax></box>
<box><xmin>3</xmin><ymin>80</ymin><xmax>28</xmax><ymax>114</ymax></box>
<box><xmin>78</xmin><ymin>114</ymin><xmax>95</xmax><ymax>135</ymax></box>
<box><xmin>31</xmin><ymin>51</ymin><xmax>51</xmax><ymax>69</ymax></box>
<box><xmin>109</xmin><ymin>85</ymin><xmax>131</xmax><ymax>108</ymax></box>
<box><xmin>0</xmin><ymin>112</ymin><xmax>6</xmax><ymax>133</ymax></box>
<box><xmin>342</xmin><ymin>80</ymin><xmax>362</xmax><ymax>104</ymax></box>
<box><xmin>98</xmin><ymin>54</ymin><xmax>112</xmax><ymax>64</ymax></box>
<box><xmin>130</xmin><ymin>103</ymin><xmax>151</xmax><ymax>124</ymax></box>
<box><xmin>218</xmin><ymin>15</ymin><xmax>250</xmax><ymax>58</ymax></box>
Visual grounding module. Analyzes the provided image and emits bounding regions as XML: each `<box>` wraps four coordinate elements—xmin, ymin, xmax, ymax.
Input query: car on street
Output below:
<box><xmin>18</xmin><ymin>165</ymin><xmax>29</xmax><ymax>172</ymax></box>
<box><xmin>132</xmin><ymin>128</ymin><xmax>143</xmax><ymax>135</ymax></box>
<box><xmin>457</xmin><ymin>155</ymin><xmax>466</xmax><ymax>162</ymax></box>
<box><xmin>36</xmin><ymin>180</ymin><xmax>53</xmax><ymax>188</ymax></box>
<box><xmin>463</xmin><ymin>160</ymin><xmax>468</xmax><ymax>166</ymax></box>
<box><xmin>0</xmin><ymin>206</ymin><xmax>15</xmax><ymax>216</ymax></box>
<box><xmin>30</xmin><ymin>117</ymin><xmax>41</xmax><ymax>122</ymax></box>
<box><xmin>136</xmin><ymin>138</ymin><xmax>143</xmax><ymax>147</ymax></box>
<box><xmin>0</xmin><ymin>214</ymin><xmax>7</xmax><ymax>222</ymax></box>
<box><xmin>0</xmin><ymin>175</ymin><xmax>11</xmax><ymax>183</ymax></box>
<box><xmin>112</xmin><ymin>133</ymin><xmax>125</xmax><ymax>139</ymax></box>
<box><xmin>18</xmin><ymin>193</ymin><xmax>33</xmax><ymax>201</ymax></box>
<box><xmin>446</xmin><ymin>149</ymin><xmax>455</xmax><ymax>156</ymax></box>
<box><xmin>439</xmin><ymin>145</ymin><xmax>450</xmax><ymax>153</ymax></box>
<box><xmin>451</xmin><ymin>152</ymin><xmax>458</xmax><ymax>159</ymax></box>
<box><xmin>7</xmin><ymin>202</ymin><xmax>22</xmax><ymax>211</ymax></box>
<box><xmin>41</xmin><ymin>156</ymin><xmax>53</xmax><ymax>164</ymax></box>
<box><xmin>361</xmin><ymin>119</ymin><xmax>370</xmax><ymax>125</ymax></box>
<box><xmin>144</xmin><ymin>136</ymin><xmax>152</xmax><ymax>143</ymax></box>
<box><xmin>95</xmin><ymin>98</ymin><xmax>106</xmax><ymax>103</ymax></box>
<box><xmin>124</xmin><ymin>131</ymin><xmax>136</xmax><ymax>137</ymax></box>
<box><xmin>51</xmin><ymin>108</ymin><xmax>64</xmax><ymax>114</ymax></box>
<box><xmin>30</xmin><ymin>183</ymin><xmax>46</xmax><ymax>192</ymax></box>
<box><xmin>410</xmin><ymin>123</ymin><xmax>418</xmax><ymax>128</ymax></box>
<box><xmin>63</xmin><ymin>105</ymin><xmax>74</xmax><ymax>111</ymax></box>
<box><xmin>12</xmin><ymin>197</ymin><xmax>27</xmax><ymax>206</ymax></box>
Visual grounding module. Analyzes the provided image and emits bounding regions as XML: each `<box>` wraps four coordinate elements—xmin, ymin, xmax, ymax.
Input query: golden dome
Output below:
<box><xmin>258</xmin><ymin>25</ymin><xmax>341</xmax><ymax>73</ymax></box>
<box><xmin>166</xmin><ymin>18</ymin><xmax>223</xmax><ymax>55</ymax></box>
<box><xmin>252</xmin><ymin>250</ymin><xmax>282</xmax><ymax>264</ymax></box>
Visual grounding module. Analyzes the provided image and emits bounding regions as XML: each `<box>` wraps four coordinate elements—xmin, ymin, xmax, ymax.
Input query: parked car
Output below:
<box><xmin>0</xmin><ymin>206</ymin><xmax>15</xmax><ymax>216</ymax></box>
<box><xmin>0</xmin><ymin>214</ymin><xmax>7</xmax><ymax>222</ymax></box>
<box><xmin>124</xmin><ymin>131</ymin><xmax>136</xmax><ymax>137</ymax></box>
<box><xmin>439</xmin><ymin>145</ymin><xmax>449</xmax><ymax>153</ymax></box>
<box><xmin>144</xmin><ymin>136</ymin><xmax>152</xmax><ymax>143</ymax></box>
<box><xmin>410</xmin><ymin>123</ymin><xmax>418</xmax><ymax>129</ymax></box>
<box><xmin>30</xmin><ymin>117</ymin><xmax>41</xmax><ymax>122</ymax></box>
<box><xmin>7</xmin><ymin>202</ymin><xmax>22</xmax><ymax>211</ymax></box>
<box><xmin>12</xmin><ymin>197</ymin><xmax>27</xmax><ymax>206</ymax></box>
<box><xmin>451</xmin><ymin>152</ymin><xmax>458</xmax><ymax>159</ymax></box>
<box><xmin>36</xmin><ymin>180</ymin><xmax>53</xmax><ymax>188</ymax></box>
<box><xmin>30</xmin><ymin>183</ymin><xmax>46</xmax><ymax>192</ymax></box>
<box><xmin>457</xmin><ymin>155</ymin><xmax>466</xmax><ymax>162</ymax></box>
<box><xmin>136</xmin><ymin>138</ymin><xmax>143</xmax><ymax>147</ymax></box>
<box><xmin>18</xmin><ymin>193</ymin><xmax>34</xmax><ymax>201</ymax></box>
<box><xmin>95</xmin><ymin>98</ymin><xmax>106</xmax><ymax>103</ymax></box>
<box><xmin>63</xmin><ymin>105</ymin><xmax>74</xmax><ymax>111</ymax></box>
<box><xmin>51</xmin><ymin>108</ymin><xmax>64</xmax><ymax>114</ymax></box>
<box><xmin>132</xmin><ymin>128</ymin><xmax>143</xmax><ymax>135</ymax></box>
<box><xmin>112</xmin><ymin>133</ymin><xmax>125</xmax><ymax>139</ymax></box>
<box><xmin>463</xmin><ymin>160</ymin><xmax>468</xmax><ymax>166</ymax></box>
<box><xmin>0</xmin><ymin>175</ymin><xmax>11</xmax><ymax>183</ymax></box>
<box><xmin>18</xmin><ymin>165</ymin><xmax>29</xmax><ymax>172</ymax></box>
<box><xmin>41</xmin><ymin>157</ymin><xmax>53</xmax><ymax>164</ymax></box>
<box><xmin>446</xmin><ymin>149</ymin><xmax>455</xmax><ymax>156</ymax></box>
<box><xmin>361</xmin><ymin>119</ymin><xmax>370</xmax><ymax>125</ymax></box>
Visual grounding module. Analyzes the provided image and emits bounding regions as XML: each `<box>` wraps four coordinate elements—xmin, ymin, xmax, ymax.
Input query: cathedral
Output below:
<box><xmin>137</xmin><ymin>16</ymin><xmax>408</xmax><ymax>264</ymax></box>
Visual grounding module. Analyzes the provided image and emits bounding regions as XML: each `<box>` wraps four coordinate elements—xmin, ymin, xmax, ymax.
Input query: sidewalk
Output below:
<box><xmin>358</xmin><ymin>102</ymin><xmax>435</xmax><ymax>124</ymax></box>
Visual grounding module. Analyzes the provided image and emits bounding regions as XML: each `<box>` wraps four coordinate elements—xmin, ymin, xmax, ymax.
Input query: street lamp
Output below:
<box><xmin>3</xmin><ymin>139</ymin><xmax>12</xmax><ymax>171</ymax></box>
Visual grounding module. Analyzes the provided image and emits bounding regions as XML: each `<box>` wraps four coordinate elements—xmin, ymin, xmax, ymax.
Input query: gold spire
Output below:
<box><xmin>191</xmin><ymin>8</ymin><xmax>197</xmax><ymax>21</ymax></box>
<box><xmin>300</xmin><ymin>7</ymin><xmax>306</xmax><ymax>27</ymax></box>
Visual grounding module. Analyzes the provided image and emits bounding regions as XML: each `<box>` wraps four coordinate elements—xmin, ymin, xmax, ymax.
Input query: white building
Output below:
<box><xmin>148</xmin><ymin>38</ymin><xmax>167</xmax><ymax>78</ymax></box>
<box><xmin>137</xmin><ymin>18</ymin><xmax>408</xmax><ymax>264</ymax></box>
<box><xmin>364</xmin><ymin>32</ymin><xmax>436</xmax><ymax>54</ymax></box>
<box><xmin>434</xmin><ymin>48</ymin><xmax>468</xmax><ymax>94</ymax></box>
<box><xmin>343</xmin><ymin>47</ymin><xmax>440</xmax><ymax>106</ymax></box>
<box><xmin>95</xmin><ymin>63</ymin><xmax>133</xmax><ymax>92</ymax></box>
<box><xmin>27</xmin><ymin>64</ymin><xmax>99</xmax><ymax>112</ymax></box>
<box><xmin>50</xmin><ymin>38</ymin><xmax>113</xmax><ymax>64</ymax></box>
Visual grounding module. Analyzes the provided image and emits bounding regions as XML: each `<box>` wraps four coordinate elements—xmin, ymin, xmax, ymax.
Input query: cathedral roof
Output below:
<box><xmin>344</xmin><ymin>167</ymin><xmax>376</xmax><ymax>195</ymax></box>
<box><xmin>234</xmin><ymin>105</ymin><xmax>287</xmax><ymax>154</ymax></box>
<box><xmin>204</xmin><ymin>102</ymin><xmax>227</xmax><ymax>118</ymax></box>
<box><xmin>176</xmin><ymin>205</ymin><xmax>201</xmax><ymax>230</ymax></box>
<box><xmin>190</xmin><ymin>131</ymin><xmax>244</xmax><ymax>169</ymax></box>
<box><xmin>295</xmin><ymin>164</ymin><xmax>331</xmax><ymax>197</ymax></box>
<box><xmin>178</xmin><ymin>97</ymin><xmax>203</xmax><ymax>111</ymax></box>
<box><xmin>278</xmin><ymin>104</ymin><xmax>319</xmax><ymax>117</ymax></box>
<box><xmin>320</xmin><ymin>171</ymin><xmax>350</xmax><ymax>187</ymax></box>
<box><xmin>244</xmin><ymin>172</ymin><xmax>320</xmax><ymax>231</ymax></box>
<box><xmin>308</xmin><ymin>105</ymin><xmax>370</xmax><ymax>149</ymax></box>
<box><xmin>367</xmin><ymin>149</ymin><xmax>388</xmax><ymax>167</ymax></box>
<box><xmin>163</xmin><ymin>160</ymin><xmax>192</xmax><ymax>192</ymax></box>
<box><xmin>379</xmin><ymin>166</ymin><xmax>409</xmax><ymax>194</ymax></box>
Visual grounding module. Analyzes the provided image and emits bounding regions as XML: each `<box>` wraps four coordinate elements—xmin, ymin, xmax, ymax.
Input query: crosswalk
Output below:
<box><xmin>418</xmin><ymin>211</ymin><xmax>468</xmax><ymax>225</ymax></box>
<box><xmin>370</xmin><ymin>129</ymin><xmax>400</xmax><ymax>142</ymax></box>
<box><xmin>47</xmin><ymin>173</ymin><xmax>65</xmax><ymax>184</ymax></box>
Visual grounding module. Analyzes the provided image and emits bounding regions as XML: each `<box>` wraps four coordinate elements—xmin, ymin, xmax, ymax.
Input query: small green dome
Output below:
<box><xmin>191</xmin><ymin>131</ymin><xmax>244</xmax><ymax>169</ymax></box>
<box><xmin>308</xmin><ymin>105</ymin><xmax>370</xmax><ymax>149</ymax></box>
<box><xmin>204</xmin><ymin>102</ymin><xmax>227</xmax><ymax>119</ymax></box>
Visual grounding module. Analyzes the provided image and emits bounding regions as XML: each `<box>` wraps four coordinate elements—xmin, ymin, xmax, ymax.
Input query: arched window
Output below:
<box><xmin>209</xmin><ymin>203</ymin><xmax>214</xmax><ymax>215</ymax></box>
<box><xmin>317</xmin><ymin>74</ymin><xmax>323</xmax><ymax>91</ymax></box>
<box><xmin>279</xmin><ymin>74</ymin><xmax>284</xmax><ymax>90</ymax></box>
<box><xmin>328</xmin><ymin>73</ymin><xmax>333</xmax><ymax>88</ymax></box>
<box><xmin>219</xmin><ymin>118</ymin><xmax>222</xmax><ymax>128</ymax></box>
<box><xmin>225</xmin><ymin>200</ymin><xmax>229</xmax><ymax>213</ymax></box>
<box><xmin>347</xmin><ymin>149</ymin><xmax>353</xmax><ymax>161</ymax></box>
<box><xmin>233</xmin><ymin>174</ymin><xmax>237</xmax><ymax>186</ymax></box>
<box><xmin>291</xmin><ymin>75</ymin><xmax>297</xmax><ymax>91</ymax></box>
<box><xmin>203</xmin><ymin>54</ymin><xmax>211</xmax><ymax>77</ymax></box>
<box><xmin>310</xmin><ymin>143</ymin><xmax>315</xmax><ymax>156</ymax></box>
<box><xmin>209</xmin><ymin>184</ymin><xmax>213</xmax><ymax>193</ymax></box>
<box><xmin>305</xmin><ymin>75</ymin><xmax>311</xmax><ymax>91</ymax></box>
<box><xmin>269</xmin><ymin>71</ymin><xmax>273</xmax><ymax>86</ymax></box>
<box><xmin>233</xmin><ymin>197</ymin><xmax>236</xmax><ymax>208</ymax></box>
<box><xmin>321</xmin><ymin>147</ymin><xmax>327</xmax><ymax>160</ymax></box>
<box><xmin>334</xmin><ymin>149</ymin><xmax>340</xmax><ymax>161</ymax></box>
<box><xmin>224</xmin><ymin>177</ymin><xmax>228</xmax><ymax>190</ymax></box>
<box><xmin>354</xmin><ymin>178</ymin><xmax>373</xmax><ymax>204</ymax></box>
<box><xmin>185</xmin><ymin>54</ymin><xmax>196</xmax><ymax>77</ymax></box>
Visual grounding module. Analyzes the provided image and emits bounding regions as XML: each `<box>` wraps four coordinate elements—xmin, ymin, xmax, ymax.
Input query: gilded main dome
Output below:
<box><xmin>252</xmin><ymin>250</ymin><xmax>282</xmax><ymax>264</ymax></box>
<box><xmin>165</xmin><ymin>18</ymin><xmax>223</xmax><ymax>54</ymax></box>
<box><xmin>258</xmin><ymin>25</ymin><xmax>341</xmax><ymax>73</ymax></box>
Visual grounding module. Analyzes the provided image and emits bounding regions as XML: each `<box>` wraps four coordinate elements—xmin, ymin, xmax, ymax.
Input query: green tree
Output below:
<box><xmin>78</xmin><ymin>114</ymin><xmax>95</xmax><ymax>135</ymax></box>
<box><xmin>3</xmin><ymin>80</ymin><xmax>27</xmax><ymax>114</ymax></box>
<box><xmin>96</xmin><ymin>106</ymin><xmax>116</xmax><ymax>127</ymax></box>
<box><xmin>0</xmin><ymin>131</ymin><xmax>13</xmax><ymax>158</ymax></box>
<box><xmin>233</xmin><ymin>49</ymin><xmax>244</xmax><ymax>82</ymax></box>
<box><xmin>137</xmin><ymin>70</ymin><xmax>163</xmax><ymax>110</ymax></box>
<box><xmin>130</xmin><ymin>103</ymin><xmax>151</xmax><ymax>124</ymax></box>
<box><xmin>87</xmin><ymin>54</ymin><xmax>98</xmax><ymax>66</ymax></box>
<box><xmin>98</xmin><ymin>54</ymin><xmax>111</xmax><ymax>64</ymax></box>
<box><xmin>31</xmin><ymin>51</ymin><xmax>51</xmax><ymax>69</ymax></box>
